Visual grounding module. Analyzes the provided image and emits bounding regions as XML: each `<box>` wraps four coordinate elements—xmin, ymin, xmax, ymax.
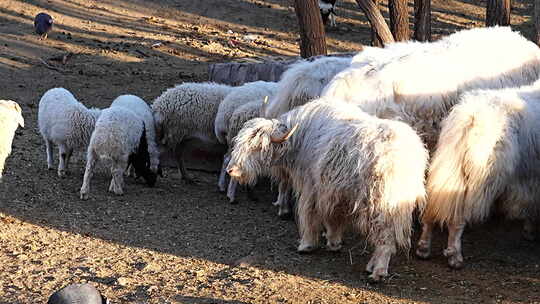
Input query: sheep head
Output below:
<box><xmin>226</xmin><ymin>118</ymin><xmax>297</xmax><ymax>185</ymax></box>
<box><xmin>129</xmin><ymin>125</ymin><xmax>157</xmax><ymax>187</ymax></box>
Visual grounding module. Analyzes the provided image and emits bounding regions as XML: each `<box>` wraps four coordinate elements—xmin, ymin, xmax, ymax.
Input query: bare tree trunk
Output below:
<box><xmin>356</xmin><ymin>0</ymin><xmax>395</xmax><ymax>46</ymax></box>
<box><xmin>414</xmin><ymin>0</ymin><xmax>431</xmax><ymax>41</ymax></box>
<box><xmin>293</xmin><ymin>0</ymin><xmax>328</xmax><ymax>58</ymax></box>
<box><xmin>389</xmin><ymin>0</ymin><xmax>410</xmax><ymax>41</ymax></box>
<box><xmin>370</xmin><ymin>0</ymin><xmax>383</xmax><ymax>46</ymax></box>
<box><xmin>535</xmin><ymin>0</ymin><xmax>540</xmax><ymax>45</ymax></box>
<box><xmin>486</xmin><ymin>0</ymin><xmax>511</xmax><ymax>26</ymax></box>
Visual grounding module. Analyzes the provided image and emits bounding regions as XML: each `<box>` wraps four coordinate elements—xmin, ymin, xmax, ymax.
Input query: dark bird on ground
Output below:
<box><xmin>47</xmin><ymin>283</ymin><xmax>108</xmax><ymax>304</ymax></box>
<box><xmin>34</xmin><ymin>12</ymin><xmax>53</xmax><ymax>39</ymax></box>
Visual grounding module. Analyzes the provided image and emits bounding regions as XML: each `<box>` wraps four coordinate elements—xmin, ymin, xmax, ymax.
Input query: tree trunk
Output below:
<box><xmin>486</xmin><ymin>0</ymin><xmax>511</xmax><ymax>26</ymax></box>
<box><xmin>414</xmin><ymin>0</ymin><xmax>431</xmax><ymax>41</ymax></box>
<box><xmin>356</xmin><ymin>0</ymin><xmax>395</xmax><ymax>46</ymax></box>
<box><xmin>370</xmin><ymin>0</ymin><xmax>383</xmax><ymax>46</ymax></box>
<box><xmin>293</xmin><ymin>0</ymin><xmax>328</xmax><ymax>58</ymax></box>
<box><xmin>535</xmin><ymin>0</ymin><xmax>540</xmax><ymax>45</ymax></box>
<box><xmin>389</xmin><ymin>0</ymin><xmax>410</xmax><ymax>41</ymax></box>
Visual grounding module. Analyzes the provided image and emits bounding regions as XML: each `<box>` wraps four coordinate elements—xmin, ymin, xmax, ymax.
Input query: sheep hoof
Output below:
<box><xmin>278</xmin><ymin>209</ymin><xmax>292</xmax><ymax>221</ymax></box>
<box><xmin>58</xmin><ymin>170</ymin><xmax>67</xmax><ymax>178</ymax></box>
<box><xmin>415</xmin><ymin>243</ymin><xmax>432</xmax><ymax>259</ymax></box>
<box><xmin>367</xmin><ymin>269</ymin><xmax>387</xmax><ymax>283</ymax></box>
<box><xmin>228</xmin><ymin>197</ymin><xmax>238</xmax><ymax>205</ymax></box>
<box><xmin>444</xmin><ymin>247</ymin><xmax>464</xmax><ymax>269</ymax></box>
<box><xmin>80</xmin><ymin>192</ymin><xmax>89</xmax><ymax>200</ymax></box>
<box><xmin>326</xmin><ymin>241</ymin><xmax>343</xmax><ymax>252</ymax></box>
<box><xmin>297</xmin><ymin>243</ymin><xmax>318</xmax><ymax>254</ymax></box>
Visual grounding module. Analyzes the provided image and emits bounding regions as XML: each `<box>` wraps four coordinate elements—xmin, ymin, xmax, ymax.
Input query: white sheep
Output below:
<box><xmin>111</xmin><ymin>94</ymin><xmax>160</xmax><ymax>173</ymax></box>
<box><xmin>263</xmin><ymin>56</ymin><xmax>352</xmax><ymax>119</ymax></box>
<box><xmin>214</xmin><ymin>81</ymin><xmax>278</xmax><ymax>145</ymax></box>
<box><xmin>218</xmin><ymin>100</ymin><xmax>265</xmax><ymax>202</ymax></box>
<box><xmin>0</xmin><ymin>100</ymin><xmax>24</xmax><ymax>182</ymax></box>
<box><xmin>226</xmin><ymin>99</ymin><xmax>428</xmax><ymax>281</ymax></box>
<box><xmin>152</xmin><ymin>82</ymin><xmax>233</xmax><ymax>183</ymax></box>
<box><xmin>417</xmin><ymin>80</ymin><xmax>540</xmax><ymax>269</ymax></box>
<box><xmin>322</xmin><ymin>26</ymin><xmax>540</xmax><ymax>150</ymax></box>
<box><xmin>80</xmin><ymin>106</ymin><xmax>157</xmax><ymax>200</ymax></box>
<box><xmin>38</xmin><ymin>88</ymin><xmax>102</xmax><ymax>177</ymax></box>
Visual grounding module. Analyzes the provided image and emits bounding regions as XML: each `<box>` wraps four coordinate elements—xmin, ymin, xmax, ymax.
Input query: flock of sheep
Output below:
<box><xmin>1</xmin><ymin>26</ymin><xmax>540</xmax><ymax>282</ymax></box>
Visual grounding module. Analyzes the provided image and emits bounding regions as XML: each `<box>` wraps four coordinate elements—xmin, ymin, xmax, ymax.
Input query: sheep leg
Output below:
<box><xmin>323</xmin><ymin>214</ymin><xmax>345</xmax><ymax>252</ymax></box>
<box><xmin>443</xmin><ymin>220</ymin><xmax>466</xmax><ymax>269</ymax></box>
<box><xmin>44</xmin><ymin>138</ymin><xmax>54</xmax><ymax>170</ymax></box>
<box><xmin>297</xmin><ymin>202</ymin><xmax>321</xmax><ymax>253</ymax></box>
<box><xmin>175</xmin><ymin>143</ymin><xmax>195</xmax><ymax>184</ymax></box>
<box><xmin>109</xmin><ymin>157</ymin><xmax>126</xmax><ymax>196</ymax></box>
<box><xmin>226</xmin><ymin>178</ymin><xmax>238</xmax><ymax>204</ymax></box>
<box><xmin>416</xmin><ymin>220</ymin><xmax>434</xmax><ymax>259</ymax></box>
<box><xmin>57</xmin><ymin>144</ymin><xmax>69</xmax><ymax>177</ymax></box>
<box><xmin>275</xmin><ymin>181</ymin><xmax>293</xmax><ymax>220</ymax></box>
<box><xmin>366</xmin><ymin>227</ymin><xmax>397</xmax><ymax>282</ymax></box>
<box><xmin>64</xmin><ymin>148</ymin><xmax>73</xmax><ymax>172</ymax></box>
<box><xmin>523</xmin><ymin>217</ymin><xmax>537</xmax><ymax>241</ymax></box>
<box><xmin>218</xmin><ymin>154</ymin><xmax>231</xmax><ymax>193</ymax></box>
<box><xmin>80</xmin><ymin>151</ymin><xmax>97</xmax><ymax>200</ymax></box>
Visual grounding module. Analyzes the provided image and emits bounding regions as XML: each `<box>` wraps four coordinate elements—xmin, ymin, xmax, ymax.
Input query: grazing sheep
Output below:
<box><xmin>227</xmin><ymin>99</ymin><xmax>428</xmax><ymax>281</ymax></box>
<box><xmin>152</xmin><ymin>82</ymin><xmax>233</xmax><ymax>183</ymax></box>
<box><xmin>218</xmin><ymin>100</ymin><xmax>265</xmax><ymax>203</ymax></box>
<box><xmin>0</xmin><ymin>100</ymin><xmax>24</xmax><ymax>182</ymax></box>
<box><xmin>263</xmin><ymin>56</ymin><xmax>352</xmax><ymax>119</ymax></box>
<box><xmin>38</xmin><ymin>88</ymin><xmax>101</xmax><ymax>177</ymax></box>
<box><xmin>111</xmin><ymin>94</ymin><xmax>160</xmax><ymax>173</ymax></box>
<box><xmin>322</xmin><ymin>26</ymin><xmax>540</xmax><ymax>150</ymax></box>
<box><xmin>417</xmin><ymin>81</ymin><xmax>540</xmax><ymax>269</ymax></box>
<box><xmin>80</xmin><ymin>106</ymin><xmax>156</xmax><ymax>200</ymax></box>
<box><xmin>214</xmin><ymin>81</ymin><xmax>278</xmax><ymax>145</ymax></box>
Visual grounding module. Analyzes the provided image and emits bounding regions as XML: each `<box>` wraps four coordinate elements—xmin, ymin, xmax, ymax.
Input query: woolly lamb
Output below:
<box><xmin>226</xmin><ymin>99</ymin><xmax>428</xmax><ymax>281</ymax></box>
<box><xmin>218</xmin><ymin>100</ymin><xmax>265</xmax><ymax>203</ymax></box>
<box><xmin>263</xmin><ymin>56</ymin><xmax>352</xmax><ymax>119</ymax></box>
<box><xmin>38</xmin><ymin>88</ymin><xmax>101</xmax><ymax>177</ymax></box>
<box><xmin>0</xmin><ymin>100</ymin><xmax>24</xmax><ymax>182</ymax></box>
<box><xmin>152</xmin><ymin>82</ymin><xmax>233</xmax><ymax>182</ymax></box>
<box><xmin>417</xmin><ymin>80</ymin><xmax>540</xmax><ymax>269</ymax></box>
<box><xmin>214</xmin><ymin>81</ymin><xmax>278</xmax><ymax>145</ymax></box>
<box><xmin>80</xmin><ymin>106</ymin><xmax>156</xmax><ymax>200</ymax></box>
<box><xmin>111</xmin><ymin>94</ymin><xmax>160</xmax><ymax>173</ymax></box>
<box><xmin>322</xmin><ymin>26</ymin><xmax>540</xmax><ymax>150</ymax></box>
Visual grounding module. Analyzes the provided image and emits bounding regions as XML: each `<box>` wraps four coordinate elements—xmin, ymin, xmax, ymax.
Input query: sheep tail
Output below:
<box><xmin>424</xmin><ymin>100</ymin><xmax>516</xmax><ymax>226</ymax></box>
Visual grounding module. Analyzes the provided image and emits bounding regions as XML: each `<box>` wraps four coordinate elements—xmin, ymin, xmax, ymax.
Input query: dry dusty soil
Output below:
<box><xmin>0</xmin><ymin>0</ymin><xmax>539</xmax><ymax>303</ymax></box>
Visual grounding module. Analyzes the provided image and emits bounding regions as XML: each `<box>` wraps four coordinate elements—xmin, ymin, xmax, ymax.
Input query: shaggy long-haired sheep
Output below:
<box><xmin>417</xmin><ymin>80</ymin><xmax>540</xmax><ymax>269</ymax></box>
<box><xmin>0</xmin><ymin>100</ymin><xmax>24</xmax><ymax>182</ymax></box>
<box><xmin>226</xmin><ymin>99</ymin><xmax>428</xmax><ymax>281</ymax></box>
<box><xmin>322</xmin><ymin>26</ymin><xmax>540</xmax><ymax>150</ymax></box>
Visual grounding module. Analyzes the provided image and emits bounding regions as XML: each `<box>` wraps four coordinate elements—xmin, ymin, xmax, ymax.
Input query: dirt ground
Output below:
<box><xmin>0</xmin><ymin>0</ymin><xmax>539</xmax><ymax>303</ymax></box>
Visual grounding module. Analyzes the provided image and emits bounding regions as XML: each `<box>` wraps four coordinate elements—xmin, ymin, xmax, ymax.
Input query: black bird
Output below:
<box><xmin>47</xmin><ymin>283</ymin><xmax>108</xmax><ymax>304</ymax></box>
<box><xmin>34</xmin><ymin>12</ymin><xmax>53</xmax><ymax>39</ymax></box>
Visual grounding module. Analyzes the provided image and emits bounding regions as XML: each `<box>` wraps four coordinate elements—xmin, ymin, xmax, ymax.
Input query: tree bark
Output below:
<box><xmin>486</xmin><ymin>0</ymin><xmax>511</xmax><ymax>26</ymax></box>
<box><xmin>535</xmin><ymin>0</ymin><xmax>540</xmax><ymax>45</ymax></box>
<box><xmin>389</xmin><ymin>0</ymin><xmax>410</xmax><ymax>41</ymax></box>
<box><xmin>370</xmin><ymin>0</ymin><xmax>383</xmax><ymax>46</ymax></box>
<box><xmin>414</xmin><ymin>0</ymin><xmax>431</xmax><ymax>41</ymax></box>
<box><xmin>293</xmin><ymin>0</ymin><xmax>328</xmax><ymax>58</ymax></box>
<box><xmin>356</xmin><ymin>0</ymin><xmax>395</xmax><ymax>46</ymax></box>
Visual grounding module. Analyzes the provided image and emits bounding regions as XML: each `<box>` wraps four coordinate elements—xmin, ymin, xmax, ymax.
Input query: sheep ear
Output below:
<box><xmin>260</xmin><ymin>96</ymin><xmax>268</xmax><ymax>117</ymax></box>
<box><xmin>271</xmin><ymin>123</ymin><xmax>298</xmax><ymax>143</ymax></box>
